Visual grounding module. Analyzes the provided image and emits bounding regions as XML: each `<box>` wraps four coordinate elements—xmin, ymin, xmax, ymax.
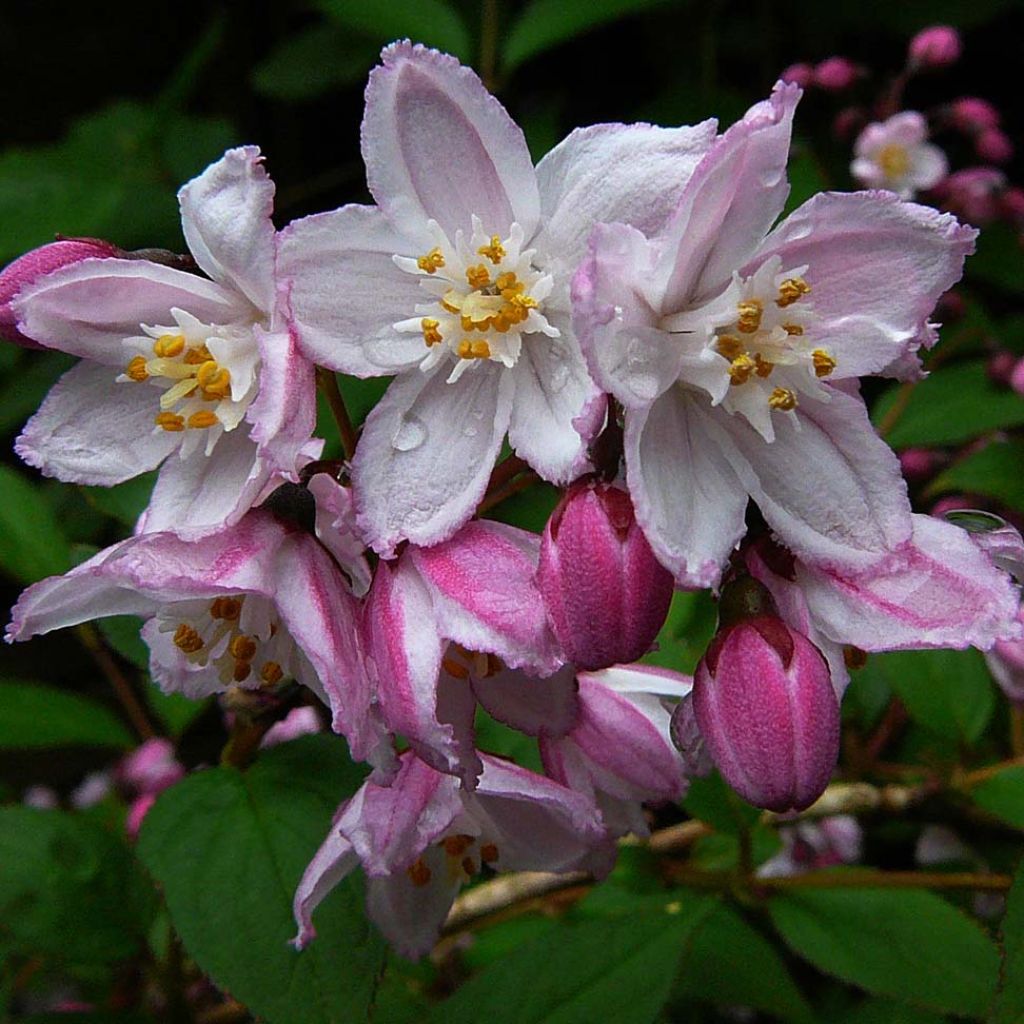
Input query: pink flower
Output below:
<box><xmin>574</xmin><ymin>84</ymin><xmax>974</xmax><ymax>587</ymax></box>
<box><xmin>126</xmin><ymin>793</ymin><xmax>158</xmax><ymax>841</ymax></box>
<box><xmin>277</xmin><ymin>42</ymin><xmax>721</xmax><ymax>556</ymax></box>
<box><xmin>986</xmin><ymin>605</ymin><xmax>1024</xmax><ymax>704</ymax></box>
<box><xmin>908</xmin><ymin>26</ymin><xmax>962</xmax><ymax>69</ymax></box>
<box><xmin>537</xmin><ymin>478</ymin><xmax>674</xmax><ymax>671</ymax></box>
<box><xmin>118</xmin><ymin>738</ymin><xmax>184</xmax><ymax>796</ymax></box>
<box><xmin>950</xmin><ymin>97</ymin><xmax>1001</xmax><ymax>133</ymax></box>
<box><xmin>851</xmin><ymin>112</ymin><xmax>948</xmax><ymax>198</ymax></box>
<box><xmin>6</xmin><ymin>498</ymin><xmax>386</xmax><ymax>765</ymax></box>
<box><xmin>813</xmin><ymin>57</ymin><xmax>860</xmax><ymax>91</ymax></box>
<box><xmin>293</xmin><ymin>751</ymin><xmax>608</xmax><ymax>958</ymax></box>
<box><xmin>976</xmin><ymin>128</ymin><xmax>1013</xmax><ymax>164</ymax></box>
<box><xmin>780</xmin><ymin>63</ymin><xmax>814</xmax><ymax>88</ymax></box>
<box><xmin>260</xmin><ymin>705</ymin><xmax>322</xmax><ymax>748</ymax></box>
<box><xmin>935</xmin><ymin>167</ymin><xmax>1007</xmax><ymax>224</ymax></box>
<box><xmin>11</xmin><ymin>147</ymin><xmax>316</xmax><ymax>537</ymax></box>
<box><xmin>759</xmin><ymin>816</ymin><xmax>862</xmax><ymax>877</ymax></box>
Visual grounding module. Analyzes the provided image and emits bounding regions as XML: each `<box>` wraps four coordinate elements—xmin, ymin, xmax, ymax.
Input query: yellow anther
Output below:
<box><xmin>754</xmin><ymin>354</ymin><xmax>774</xmax><ymax>378</ymax></box>
<box><xmin>233</xmin><ymin>661</ymin><xmax>253</xmax><ymax>683</ymax></box>
<box><xmin>173</xmin><ymin>623</ymin><xmax>204</xmax><ymax>653</ymax></box>
<box><xmin>416</xmin><ymin>247</ymin><xmax>445</xmax><ymax>274</ymax></box>
<box><xmin>460</xmin><ymin>315</ymin><xmax>475</xmax><ymax>332</ymax></box>
<box><xmin>491</xmin><ymin>312</ymin><xmax>513</xmax><ymax>333</ymax></box>
<box><xmin>457</xmin><ymin>339</ymin><xmax>473</xmax><ymax>359</ymax></box>
<box><xmin>210</xmin><ymin>597</ymin><xmax>242</xmax><ymax>621</ymax></box>
<box><xmin>421</xmin><ymin>318</ymin><xmax>443</xmax><ymax>346</ymax></box>
<box><xmin>470</xmin><ymin>340</ymin><xmax>491</xmax><ymax>359</ymax></box>
<box><xmin>509</xmin><ymin>292</ymin><xmax>537</xmax><ymax>310</ymax></box>
<box><xmin>187</xmin><ymin>410</ymin><xmax>219</xmax><ymax>429</ymax></box>
<box><xmin>478</xmin><ymin>235</ymin><xmax>506</xmax><ymax>264</ymax></box>
<box><xmin>495</xmin><ymin>272</ymin><xmax>520</xmax><ymax>293</ymax></box>
<box><xmin>877</xmin><ymin>143</ymin><xmax>910</xmax><ymax>179</ymax></box>
<box><xmin>480</xmin><ymin>843</ymin><xmax>499</xmax><ymax>864</ymax></box>
<box><xmin>729</xmin><ymin>354</ymin><xmax>757</xmax><ymax>385</ymax></box>
<box><xmin>812</xmin><ymin>349</ymin><xmax>837</xmax><ymax>377</ymax></box>
<box><xmin>443</xmin><ymin>834</ymin><xmax>474</xmax><ymax>857</ymax></box>
<box><xmin>442</xmin><ymin>655</ymin><xmax>471</xmax><ymax>680</ymax></box>
<box><xmin>783</xmin><ymin>323</ymin><xmax>804</xmax><ymax>336</ymax></box>
<box><xmin>440</xmin><ymin>292</ymin><xmax>461</xmax><ymax>314</ymax></box>
<box><xmin>196</xmin><ymin>360</ymin><xmax>231</xmax><ymax>400</ymax></box>
<box><xmin>716</xmin><ymin>335</ymin><xmax>745</xmax><ymax>360</ymax></box>
<box><xmin>461</xmin><ymin>855</ymin><xmax>476</xmax><ymax>876</ymax></box>
<box><xmin>155</xmin><ymin>412</ymin><xmax>185</xmax><ymax>432</ymax></box>
<box><xmin>407</xmin><ymin>859</ymin><xmax>432</xmax><ymax>886</ymax></box>
<box><xmin>229</xmin><ymin>635</ymin><xmax>258</xmax><ymax>662</ymax></box>
<box><xmin>260</xmin><ymin>661</ymin><xmax>284</xmax><ymax>685</ymax></box>
<box><xmin>776</xmin><ymin>277</ymin><xmax>811</xmax><ymax>308</ymax></box>
<box><xmin>183</xmin><ymin>344</ymin><xmax>213</xmax><ymax>365</ymax></box>
<box><xmin>125</xmin><ymin>356</ymin><xmax>150</xmax><ymax>382</ymax></box>
<box><xmin>153</xmin><ymin>334</ymin><xmax>186</xmax><ymax>358</ymax></box>
<box><xmin>466</xmin><ymin>264</ymin><xmax>491</xmax><ymax>289</ymax></box>
<box><xmin>768</xmin><ymin>387</ymin><xmax>798</xmax><ymax>411</ymax></box>
<box><xmin>736</xmin><ymin>299</ymin><xmax>763</xmax><ymax>334</ymax></box>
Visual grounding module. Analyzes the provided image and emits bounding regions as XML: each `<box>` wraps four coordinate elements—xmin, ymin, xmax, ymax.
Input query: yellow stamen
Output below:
<box><xmin>196</xmin><ymin>361</ymin><xmax>231</xmax><ymax>400</ymax></box>
<box><xmin>155</xmin><ymin>412</ymin><xmax>185</xmax><ymax>432</ymax></box>
<box><xmin>478</xmin><ymin>235</ymin><xmax>506</xmax><ymax>264</ymax></box>
<box><xmin>716</xmin><ymin>335</ymin><xmax>744</xmax><ymax>360</ymax></box>
<box><xmin>442</xmin><ymin>656</ymin><xmax>470</xmax><ymax>680</ymax></box>
<box><xmin>812</xmin><ymin>349</ymin><xmax>837</xmax><ymax>378</ymax></box>
<box><xmin>229</xmin><ymin>635</ymin><xmax>257</xmax><ymax>662</ymax></box>
<box><xmin>173</xmin><ymin>623</ymin><xmax>203</xmax><ymax>653</ymax></box>
<box><xmin>407</xmin><ymin>859</ymin><xmax>432</xmax><ymax>886</ymax></box>
<box><xmin>466</xmin><ymin>264</ymin><xmax>491</xmax><ymax>289</ymax></box>
<box><xmin>183</xmin><ymin>344</ymin><xmax>213</xmax><ymax>365</ymax></box>
<box><xmin>480</xmin><ymin>843</ymin><xmax>499</xmax><ymax>864</ymax></box>
<box><xmin>416</xmin><ymin>247</ymin><xmax>445</xmax><ymax>274</ymax></box>
<box><xmin>187</xmin><ymin>410</ymin><xmax>219</xmax><ymax>429</ymax></box>
<box><xmin>233</xmin><ymin>661</ymin><xmax>252</xmax><ymax>682</ymax></box>
<box><xmin>754</xmin><ymin>354</ymin><xmax>774</xmax><ymax>378</ymax></box>
<box><xmin>729</xmin><ymin>354</ymin><xmax>756</xmax><ymax>385</ymax></box>
<box><xmin>260</xmin><ymin>661</ymin><xmax>283</xmax><ymax>685</ymax></box>
<box><xmin>153</xmin><ymin>334</ymin><xmax>185</xmax><ymax>358</ymax></box>
<box><xmin>768</xmin><ymin>387</ymin><xmax>798</xmax><ymax>411</ymax></box>
<box><xmin>470</xmin><ymin>340</ymin><xmax>491</xmax><ymax>359</ymax></box>
<box><xmin>210</xmin><ymin>597</ymin><xmax>242</xmax><ymax>621</ymax></box>
<box><xmin>443</xmin><ymin>834</ymin><xmax>474</xmax><ymax>857</ymax></box>
<box><xmin>421</xmin><ymin>318</ymin><xmax>442</xmax><ymax>346</ymax></box>
<box><xmin>461</xmin><ymin>855</ymin><xmax>476</xmax><ymax>875</ymax></box>
<box><xmin>776</xmin><ymin>277</ymin><xmax>811</xmax><ymax>308</ymax></box>
<box><xmin>877</xmin><ymin>143</ymin><xmax>910</xmax><ymax>179</ymax></box>
<box><xmin>736</xmin><ymin>299</ymin><xmax>763</xmax><ymax>334</ymax></box>
<box><xmin>440</xmin><ymin>292</ymin><xmax>461</xmax><ymax>314</ymax></box>
<box><xmin>496</xmin><ymin>272</ymin><xmax>520</xmax><ymax>293</ymax></box>
<box><xmin>125</xmin><ymin>356</ymin><xmax>150</xmax><ymax>382</ymax></box>
<box><xmin>783</xmin><ymin>323</ymin><xmax>804</xmax><ymax>336</ymax></box>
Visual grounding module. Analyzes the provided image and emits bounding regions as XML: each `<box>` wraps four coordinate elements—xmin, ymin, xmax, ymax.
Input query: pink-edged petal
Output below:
<box><xmin>292</xmin><ymin>830</ymin><xmax>359</xmax><ymax>948</ymax></box>
<box><xmin>307</xmin><ymin>474</ymin><xmax>372</xmax><ymax>597</ymax></box>
<box><xmin>15</xmin><ymin>361</ymin><xmax>178</xmax><ymax>486</ymax></box>
<box><xmin>410</xmin><ymin>519</ymin><xmax>562</xmax><ymax>675</ymax></box>
<box><xmin>178</xmin><ymin>146</ymin><xmax>276</xmax><ymax>312</ymax></box>
<box><xmin>472</xmin><ymin>663</ymin><xmax>579</xmax><ymax>738</ymax></box>
<box><xmin>246</xmin><ymin>325</ymin><xmax>316</xmax><ymax>474</ymax></box>
<box><xmin>140</xmin><ymin>428</ymin><xmax>267</xmax><ymax>538</ymax></box>
<box><xmin>276</xmin><ymin>205</ymin><xmax>428</xmax><ymax>376</ymax></box>
<box><xmin>362</xmin><ymin>42</ymin><xmax>539</xmax><ymax>246</ymax></box>
<box><xmin>352</xmin><ymin>363</ymin><xmax>514</xmax><ymax>557</ymax></box>
<box><xmin>750</xmin><ymin>191</ymin><xmax>976</xmax><ymax>379</ymax></box>
<box><xmin>12</xmin><ymin>258</ymin><xmax>248</xmax><ymax>363</ymax></box>
<box><xmin>656</xmin><ymin>83</ymin><xmax>801</xmax><ymax>311</ymax></box>
<box><xmin>536</xmin><ymin>119</ymin><xmax>718</xmax><ymax>268</ymax></box>
<box><xmin>625</xmin><ymin>389</ymin><xmax>749</xmax><ymax>588</ymax></box>
<box><xmin>798</xmin><ymin>513</ymin><xmax>1022</xmax><ymax>652</ymax></box>
<box><xmin>366</xmin><ymin>559</ymin><xmax>482</xmax><ymax>787</ymax></box>
<box><xmin>142</xmin><ymin>618</ymin><xmax>233</xmax><ymax>700</ymax></box>
<box><xmin>714</xmin><ymin>387</ymin><xmax>912</xmax><ymax>572</ymax></box>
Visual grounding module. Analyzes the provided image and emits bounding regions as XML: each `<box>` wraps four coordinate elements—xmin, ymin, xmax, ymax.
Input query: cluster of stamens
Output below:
<box><xmin>406</xmin><ymin>833</ymin><xmax>500</xmax><ymax>888</ymax></box>
<box><xmin>441</xmin><ymin>643</ymin><xmax>503</xmax><ymax>681</ymax></box>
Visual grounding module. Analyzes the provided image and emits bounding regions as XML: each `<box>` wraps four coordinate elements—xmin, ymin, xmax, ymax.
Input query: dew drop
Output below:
<box><xmin>392</xmin><ymin>414</ymin><xmax>428</xmax><ymax>452</ymax></box>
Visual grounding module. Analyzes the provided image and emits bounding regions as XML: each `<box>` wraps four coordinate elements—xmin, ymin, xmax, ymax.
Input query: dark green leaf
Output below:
<box><xmin>928</xmin><ymin>439</ymin><xmax>1024</xmax><ymax>512</ymax></box>
<box><xmin>684</xmin><ymin>771</ymin><xmax>760</xmax><ymax>834</ymax></box>
<box><xmin>82</xmin><ymin>473</ymin><xmax>157</xmax><ymax>527</ymax></box>
<box><xmin>0</xmin><ymin>680</ymin><xmax>133</xmax><ymax>749</ymax></box>
<box><xmin>782</xmin><ymin>147</ymin><xmax>827</xmax><ymax>219</ymax></box>
<box><xmin>972</xmin><ymin>767</ymin><xmax>1024</xmax><ymax>830</ymax></box>
<box><xmin>253</xmin><ymin>25</ymin><xmax>379</xmax><ymax>99</ymax></box>
<box><xmin>991</xmin><ymin>858</ymin><xmax>1024</xmax><ymax>1023</ymax></box>
<box><xmin>872</xmin><ymin>362</ymin><xmax>1024</xmax><ymax>448</ymax></box>
<box><xmin>971</xmin><ymin>223</ymin><xmax>1024</xmax><ymax>295</ymax></box>
<box><xmin>146</xmin><ymin>687</ymin><xmax>209</xmax><ymax>738</ymax></box>
<box><xmin>770</xmin><ymin>887</ymin><xmax>999</xmax><ymax>1016</ymax></box>
<box><xmin>837</xmin><ymin>998</ymin><xmax>947</xmax><ymax>1024</ymax></box>
<box><xmin>138</xmin><ymin>736</ymin><xmax>381</xmax><ymax>1024</ymax></box>
<box><xmin>0</xmin><ymin>807</ymin><xmax>152</xmax><ymax>963</ymax></box>
<box><xmin>0</xmin><ymin>464</ymin><xmax>70</xmax><ymax>582</ymax></box>
<box><xmin>0</xmin><ymin>351</ymin><xmax>73</xmax><ymax>436</ymax></box>
<box><xmin>315</xmin><ymin>0</ymin><xmax>471</xmax><ymax>61</ymax></box>
<box><xmin>97</xmin><ymin>615</ymin><xmax>149</xmax><ymax>671</ymax></box>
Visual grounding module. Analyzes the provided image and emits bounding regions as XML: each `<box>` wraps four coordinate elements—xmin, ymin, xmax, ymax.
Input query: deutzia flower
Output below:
<box><xmin>11</xmin><ymin>147</ymin><xmax>315</xmax><ymax>537</ymax></box>
<box><xmin>277</xmin><ymin>41</ymin><xmax>719</xmax><ymax>556</ymax></box>
<box><xmin>851</xmin><ymin>112</ymin><xmax>948</xmax><ymax>198</ymax></box>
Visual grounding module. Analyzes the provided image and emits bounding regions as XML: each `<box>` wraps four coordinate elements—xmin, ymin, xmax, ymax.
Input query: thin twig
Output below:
<box><xmin>479</xmin><ymin>0</ymin><xmax>500</xmax><ymax>91</ymax></box>
<box><xmin>877</xmin><ymin>381</ymin><xmax>916</xmax><ymax>438</ymax></box>
<box><xmin>316</xmin><ymin>367</ymin><xmax>358</xmax><ymax>462</ymax></box>
<box><xmin>477</xmin><ymin>471</ymin><xmax>540</xmax><ymax>515</ymax></box>
<box><xmin>961</xmin><ymin>755</ymin><xmax>1024</xmax><ymax>788</ymax></box>
<box><xmin>75</xmin><ymin>623</ymin><xmax>156</xmax><ymax>740</ymax></box>
<box><xmin>758</xmin><ymin>870</ymin><xmax>1012</xmax><ymax>892</ymax></box>
<box><xmin>1012</xmin><ymin>706</ymin><xmax>1024</xmax><ymax>758</ymax></box>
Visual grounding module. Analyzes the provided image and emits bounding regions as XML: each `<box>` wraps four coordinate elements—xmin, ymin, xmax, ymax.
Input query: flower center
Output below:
<box><xmin>118</xmin><ymin>308</ymin><xmax>260</xmax><ymax>458</ymax></box>
<box><xmin>159</xmin><ymin>594</ymin><xmax>293</xmax><ymax>687</ymax></box>
<box><xmin>877</xmin><ymin>143</ymin><xmax>911</xmax><ymax>180</ymax></box>
<box><xmin>405</xmin><ymin>833</ymin><xmax>500</xmax><ymax>888</ymax></box>
<box><xmin>393</xmin><ymin>217</ymin><xmax>559</xmax><ymax>384</ymax></box>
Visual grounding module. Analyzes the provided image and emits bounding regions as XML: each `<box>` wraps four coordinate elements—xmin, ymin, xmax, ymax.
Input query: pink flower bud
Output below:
<box><xmin>937</xmin><ymin>167</ymin><xmax>1006</xmax><ymax>223</ymax></box>
<box><xmin>0</xmin><ymin>238</ymin><xmax>118</xmax><ymax>348</ymax></box>
<box><xmin>1002</xmin><ymin>187</ymin><xmax>1024</xmax><ymax>224</ymax></box>
<box><xmin>813</xmin><ymin>57</ymin><xmax>859</xmax><ymax>91</ymax></box>
<box><xmin>117</xmin><ymin>737</ymin><xmax>184</xmax><ymax>796</ymax></box>
<box><xmin>538</xmin><ymin>478</ymin><xmax>674</xmax><ymax>671</ymax></box>
<box><xmin>909</xmin><ymin>26</ymin><xmax>961</xmax><ymax>69</ymax></box>
<box><xmin>693</xmin><ymin>615</ymin><xmax>840</xmax><ymax>812</ymax></box>
<box><xmin>832</xmin><ymin>106</ymin><xmax>866</xmax><ymax>142</ymax></box>
<box><xmin>899</xmin><ymin>447</ymin><xmax>939</xmax><ymax>481</ymax></box>
<box><xmin>780</xmin><ymin>63</ymin><xmax>814</xmax><ymax>88</ymax></box>
<box><xmin>125</xmin><ymin>792</ymin><xmax>157</xmax><ymax>841</ymax></box>
<box><xmin>930</xmin><ymin>495</ymin><xmax>972</xmax><ymax>519</ymax></box>
<box><xmin>1011</xmin><ymin>358</ymin><xmax>1024</xmax><ymax>397</ymax></box>
<box><xmin>976</xmin><ymin>128</ymin><xmax>1013</xmax><ymax>164</ymax></box>
<box><xmin>988</xmin><ymin>350</ymin><xmax>1017</xmax><ymax>387</ymax></box>
<box><xmin>951</xmin><ymin>97</ymin><xmax>1001</xmax><ymax>132</ymax></box>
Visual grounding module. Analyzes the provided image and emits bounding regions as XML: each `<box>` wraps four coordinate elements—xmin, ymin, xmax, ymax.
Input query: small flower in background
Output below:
<box><xmin>935</xmin><ymin>168</ymin><xmax>1008</xmax><ymax>223</ymax></box>
<box><xmin>851</xmin><ymin>112</ymin><xmax>948</xmax><ymax>198</ymax></box>
<box><xmin>117</xmin><ymin>738</ymin><xmax>185</xmax><ymax>796</ymax></box>
<box><xmin>908</xmin><ymin>26</ymin><xmax>962</xmax><ymax>70</ymax></box>
<box><xmin>758</xmin><ymin>815</ymin><xmax>862</xmax><ymax>877</ymax></box>
<box><xmin>813</xmin><ymin>57</ymin><xmax>861</xmax><ymax>92</ymax></box>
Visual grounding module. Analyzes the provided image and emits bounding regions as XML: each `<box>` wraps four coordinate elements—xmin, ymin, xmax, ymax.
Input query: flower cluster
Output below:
<box><xmin>3</xmin><ymin>41</ymin><xmax>1020</xmax><ymax>959</ymax></box>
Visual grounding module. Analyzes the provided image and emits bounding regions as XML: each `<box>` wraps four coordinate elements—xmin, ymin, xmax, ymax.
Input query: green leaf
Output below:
<box><xmin>642</xmin><ymin>589</ymin><xmax>717</xmax><ymax>674</ymax></box>
<box><xmin>673</xmin><ymin>903</ymin><xmax>813</xmax><ymax>1023</ymax></box>
<box><xmin>96</xmin><ymin>615</ymin><xmax>149</xmax><ymax>670</ymax></box>
<box><xmin>503</xmin><ymin>0</ymin><xmax>674</xmax><ymax>72</ymax></box>
<box><xmin>972</xmin><ymin>767</ymin><xmax>1024</xmax><ymax>830</ymax></box>
<box><xmin>971</xmin><ymin>223</ymin><xmax>1024</xmax><ymax>295</ymax></box>
<box><xmin>991</xmin><ymin>858</ymin><xmax>1024</xmax><ymax>1023</ymax></box>
<box><xmin>874</xmin><ymin>649</ymin><xmax>994</xmax><ymax>744</ymax></box>
<box><xmin>82</xmin><ymin>473</ymin><xmax>157</xmax><ymax>527</ymax></box>
<box><xmin>928</xmin><ymin>439</ymin><xmax>1024</xmax><ymax>512</ymax></box>
<box><xmin>0</xmin><ymin>351</ymin><xmax>73</xmax><ymax>436</ymax></box>
<box><xmin>252</xmin><ymin>24</ymin><xmax>379</xmax><ymax>99</ymax></box>
<box><xmin>0</xmin><ymin>464</ymin><xmax>70</xmax><ymax>582</ymax></box>
<box><xmin>782</xmin><ymin>147</ymin><xmax>827</xmax><ymax>219</ymax></box>
<box><xmin>770</xmin><ymin>887</ymin><xmax>999</xmax><ymax>1016</ymax></box>
<box><xmin>838</xmin><ymin>998</ymin><xmax>947</xmax><ymax>1024</ymax></box>
<box><xmin>0</xmin><ymin>680</ymin><xmax>134</xmax><ymax>749</ymax></box>
<box><xmin>315</xmin><ymin>0</ymin><xmax>471</xmax><ymax>61</ymax></box>
<box><xmin>872</xmin><ymin>361</ymin><xmax>1024</xmax><ymax>448</ymax></box>
<box><xmin>683</xmin><ymin>771</ymin><xmax>761</xmax><ymax>834</ymax></box>
<box><xmin>138</xmin><ymin>736</ymin><xmax>382</xmax><ymax>1024</ymax></box>
<box><xmin>431</xmin><ymin>894</ymin><xmax>715</xmax><ymax>1024</ymax></box>
<box><xmin>146</xmin><ymin>687</ymin><xmax>208</xmax><ymax>738</ymax></box>
<box><xmin>0</xmin><ymin>807</ymin><xmax>152</xmax><ymax>963</ymax></box>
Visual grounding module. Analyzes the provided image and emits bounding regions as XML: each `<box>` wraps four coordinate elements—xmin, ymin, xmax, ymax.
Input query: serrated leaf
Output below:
<box><xmin>0</xmin><ymin>680</ymin><xmax>133</xmax><ymax>749</ymax></box>
<box><xmin>991</xmin><ymin>858</ymin><xmax>1024</xmax><ymax>1023</ymax></box>
<box><xmin>252</xmin><ymin>24</ymin><xmax>378</xmax><ymax>99</ymax></box>
<box><xmin>432</xmin><ymin>894</ymin><xmax>715</xmax><ymax>1024</ymax></box>
<box><xmin>315</xmin><ymin>0</ymin><xmax>471</xmax><ymax>60</ymax></box>
<box><xmin>872</xmin><ymin>362</ymin><xmax>1024</xmax><ymax>448</ymax></box>
<box><xmin>972</xmin><ymin>767</ymin><xmax>1024</xmax><ymax>830</ymax></box>
<box><xmin>0</xmin><ymin>806</ymin><xmax>153</xmax><ymax>963</ymax></box>
<box><xmin>503</xmin><ymin>0</ymin><xmax>674</xmax><ymax>72</ymax></box>
<box><xmin>928</xmin><ymin>439</ymin><xmax>1024</xmax><ymax>512</ymax></box>
<box><xmin>0</xmin><ymin>464</ymin><xmax>70</xmax><ymax>583</ymax></box>
<box><xmin>138</xmin><ymin>736</ymin><xmax>381</xmax><ymax>1024</ymax></box>
<box><xmin>770</xmin><ymin>887</ymin><xmax>999</xmax><ymax>1016</ymax></box>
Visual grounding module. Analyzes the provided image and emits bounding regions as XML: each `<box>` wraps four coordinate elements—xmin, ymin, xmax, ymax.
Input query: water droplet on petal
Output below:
<box><xmin>392</xmin><ymin>414</ymin><xmax>428</xmax><ymax>452</ymax></box>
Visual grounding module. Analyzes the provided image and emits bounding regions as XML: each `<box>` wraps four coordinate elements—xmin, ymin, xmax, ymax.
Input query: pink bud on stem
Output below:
<box><xmin>908</xmin><ymin>26</ymin><xmax>962</xmax><ymax>70</ymax></box>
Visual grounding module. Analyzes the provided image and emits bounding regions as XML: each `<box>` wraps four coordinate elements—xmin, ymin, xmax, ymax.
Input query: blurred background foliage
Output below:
<box><xmin>3</xmin><ymin>1</ymin><xmax>1024</xmax><ymax>1022</ymax></box>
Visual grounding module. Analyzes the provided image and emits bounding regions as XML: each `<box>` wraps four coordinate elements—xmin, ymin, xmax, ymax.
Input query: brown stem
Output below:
<box><xmin>877</xmin><ymin>381</ymin><xmax>915</xmax><ymax>438</ymax></box>
<box><xmin>485</xmin><ymin>454</ymin><xmax>529</xmax><ymax>495</ymax></box>
<box><xmin>479</xmin><ymin>0</ymin><xmax>500</xmax><ymax>91</ymax></box>
<box><xmin>477</xmin><ymin>471</ymin><xmax>540</xmax><ymax>515</ymax></box>
<box><xmin>961</xmin><ymin>755</ymin><xmax>1024</xmax><ymax>788</ymax></box>
<box><xmin>863</xmin><ymin>698</ymin><xmax>909</xmax><ymax>763</ymax></box>
<box><xmin>1012</xmin><ymin>706</ymin><xmax>1024</xmax><ymax>758</ymax></box>
<box><xmin>316</xmin><ymin>367</ymin><xmax>358</xmax><ymax>462</ymax></box>
<box><xmin>75</xmin><ymin>624</ymin><xmax>156</xmax><ymax>740</ymax></box>
<box><xmin>758</xmin><ymin>870</ymin><xmax>1012</xmax><ymax>892</ymax></box>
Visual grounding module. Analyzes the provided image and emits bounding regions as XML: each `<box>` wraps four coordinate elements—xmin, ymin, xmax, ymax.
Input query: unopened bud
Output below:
<box><xmin>0</xmin><ymin>238</ymin><xmax>118</xmax><ymax>347</ymax></box>
<box><xmin>538</xmin><ymin>478</ymin><xmax>674</xmax><ymax>671</ymax></box>
<box><xmin>976</xmin><ymin>128</ymin><xmax>1013</xmax><ymax>164</ymax></box>
<box><xmin>693</xmin><ymin>615</ymin><xmax>840</xmax><ymax>812</ymax></box>
<box><xmin>669</xmin><ymin>692</ymin><xmax>713</xmax><ymax>778</ymax></box>
<box><xmin>117</xmin><ymin>737</ymin><xmax>184</xmax><ymax>796</ymax></box>
<box><xmin>780</xmin><ymin>63</ymin><xmax>814</xmax><ymax>88</ymax></box>
<box><xmin>950</xmin><ymin>97</ymin><xmax>1001</xmax><ymax>132</ymax></box>
<box><xmin>899</xmin><ymin>447</ymin><xmax>939</xmax><ymax>481</ymax></box>
<box><xmin>813</xmin><ymin>57</ymin><xmax>859</xmax><ymax>91</ymax></box>
<box><xmin>909</xmin><ymin>26</ymin><xmax>961</xmax><ymax>69</ymax></box>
